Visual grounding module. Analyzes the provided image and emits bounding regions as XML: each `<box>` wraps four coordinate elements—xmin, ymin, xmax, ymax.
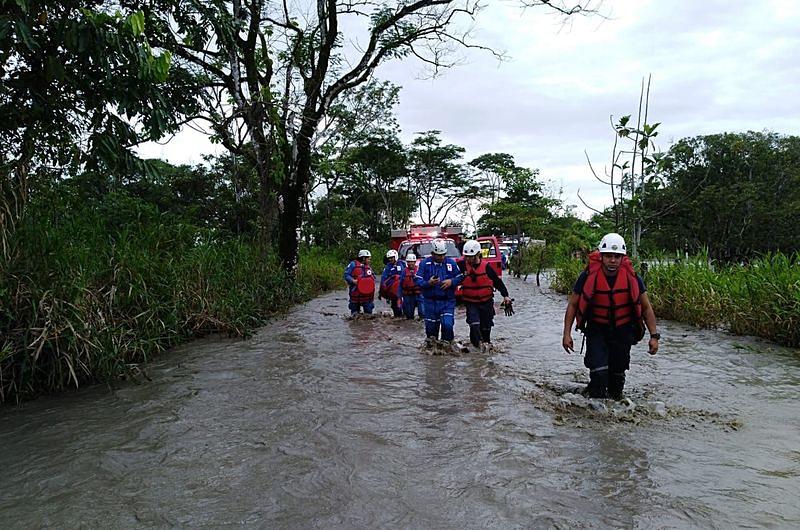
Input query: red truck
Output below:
<box><xmin>390</xmin><ymin>224</ymin><xmax>503</xmax><ymax>277</ymax></box>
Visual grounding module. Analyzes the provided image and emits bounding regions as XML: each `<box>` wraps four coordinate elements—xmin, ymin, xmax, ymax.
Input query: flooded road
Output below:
<box><xmin>2</xmin><ymin>277</ymin><xmax>799</xmax><ymax>528</ymax></box>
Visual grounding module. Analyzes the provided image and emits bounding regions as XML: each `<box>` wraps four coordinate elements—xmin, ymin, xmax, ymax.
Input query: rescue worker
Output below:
<box><xmin>343</xmin><ymin>249</ymin><xmax>376</xmax><ymax>315</ymax></box>
<box><xmin>401</xmin><ymin>253</ymin><xmax>424</xmax><ymax>320</ymax></box>
<box><xmin>415</xmin><ymin>239</ymin><xmax>463</xmax><ymax>344</ymax></box>
<box><xmin>562</xmin><ymin>233</ymin><xmax>660</xmax><ymax>399</ymax></box>
<box><xmin>379</xmin><ymin>249</ymin><xmax>405</xmax><ymax>317</ymax></box>
<box><xmin>459</xmin><ymin>240</ymin><xmax>513</xmax><ymax>351</ymax></box>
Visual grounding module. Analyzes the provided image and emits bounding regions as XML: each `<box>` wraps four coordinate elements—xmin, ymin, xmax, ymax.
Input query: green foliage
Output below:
<box><xmin>408</xmin><ymin>131</ymin><xmax>475</xmax><ymax>224</ymax></box>
<box><xmin>0</xmin><ymin>1</ymin><xmax>201</xmax><ymax>177</ymax></box>
<box><xmin>471</xmin><ymin>154</ymin><xmax>561</xmax><ymax>237</ymax></box>
<box><xmin>642</xmin><ymin>131</ymin><xmax>800</xmax><ymax>260</ymax></box>
<box><xmin>551</xmin><ymin>256</ymin><xmax>587</xmax><ymax>294</ymax></box>
<box><xmin>645</xmin><ymin>253</ymin><xmax>800</xmax><ymax>347</ymax></box>
<box><xmin>552</xmin><ymin>251</ymin><xmax>800</xmax><ymax>347</ymax></box>
<box><xmin>0</xmin><ymin>187</ymin><xmax>341</xmax><ymax>403</ymax></box>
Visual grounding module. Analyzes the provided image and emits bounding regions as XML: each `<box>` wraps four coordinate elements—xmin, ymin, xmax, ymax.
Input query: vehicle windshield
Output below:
<box><xmin>480</xmin><ymin>240</ymin><xmax>497</xmax><ymax>258</ymax></box>
<box><xmin>399</xmin><ymin>240</ymin><xmax>460</xmax><ymax>259</ymax></box>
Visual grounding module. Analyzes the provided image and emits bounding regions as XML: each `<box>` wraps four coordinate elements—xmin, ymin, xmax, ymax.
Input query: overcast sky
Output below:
<box><xmin>138</xmin><ymin>0</ymin><xmax>800</xmax><ymax>218</ymax></box>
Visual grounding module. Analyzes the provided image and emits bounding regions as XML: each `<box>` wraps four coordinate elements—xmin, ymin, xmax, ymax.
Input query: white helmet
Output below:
<box><xmin>386</xmin><ymin>249</ymin><xmax>399</xmax><ymax>259</ymax></box>
<box><xmin>462</xmin><ymin>240</ymin><xmax>481</xmax><ymax>257</ymax></box>
<box><xmin>357</xmin><ymin>249</ymin><xmax>371</xmax><ymax>258</ymax></box>
<box><xmin>598</xmin><ymin>233</ymin><xmax>627</xmax><ymax>255</ymax></box>
<box><xmin>431</xmin><ymin>239</ymin><xmax>448</xmax><ymax>255</ymax></box>
<box><xmin>405</xmin><ymin>253</ymin><xmax>417</xmax><ymax>262</ymax></box>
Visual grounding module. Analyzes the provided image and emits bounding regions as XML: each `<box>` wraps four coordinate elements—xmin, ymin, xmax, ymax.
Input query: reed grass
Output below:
<box><xmin>0</xmin><ymin>192</ymin><xmax>346</xmax><ymax>403</ymax></box>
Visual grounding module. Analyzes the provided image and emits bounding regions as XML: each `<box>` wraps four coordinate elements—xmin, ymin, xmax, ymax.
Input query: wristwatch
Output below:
<box><xmin>650</xmin><ymin>333</ymin><xmax>661</xmax><ymax>340</ymax></box>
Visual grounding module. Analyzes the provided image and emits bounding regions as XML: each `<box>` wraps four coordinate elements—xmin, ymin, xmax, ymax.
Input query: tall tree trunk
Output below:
<box><xmin>278</xmin><ymin>120</ymin><xmax>315</xmax><ymax>275</ymax></box>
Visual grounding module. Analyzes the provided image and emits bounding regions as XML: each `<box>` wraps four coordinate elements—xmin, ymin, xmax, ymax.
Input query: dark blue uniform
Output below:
<box><xmin>414</xmin><ymin>256</ymin><xmax>463</xmax><ymax>341</ymax></box>
<box><xmin>380</xmin><ymin>261</ymin><xmax>406</xmax><ymax>317</ymax></box>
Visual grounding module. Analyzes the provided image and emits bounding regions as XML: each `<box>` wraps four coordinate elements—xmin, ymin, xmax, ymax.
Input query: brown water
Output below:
<box><xmin>2</xmin><ymin>277</ymin><xmax>799</xmax><ymax>528</ymax></box>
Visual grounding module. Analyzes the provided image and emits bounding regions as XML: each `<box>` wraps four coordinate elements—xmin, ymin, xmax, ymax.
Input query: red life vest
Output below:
<box><xmin>350</xmin><ymin>261</ymin><xmax>375</xmax><ymax>303</ymax></box>
<box><xmin>575</xmin><ymin>251</ymin><xmax>642</xmax><ymax>331</ymax></box>
<box><xmin>380</xmin><ymin>264</ymin><xmax>402</xmax><ymax>301</ymax></box>
<box><xmin>401</xmin><ymin>266</ymin><xmax>421</xmax><ymax>295</ymax></box>
<box><xmin>460</xmin><ymin>260</ymin><xmax>494</xmax><ymax>303</ymax></box>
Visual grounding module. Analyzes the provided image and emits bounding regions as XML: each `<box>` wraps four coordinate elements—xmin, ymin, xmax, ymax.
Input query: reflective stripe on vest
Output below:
<box><xmin>460</xmin><ymin>260</ymin><xmax>494</xmax><ymax>303</ymax></box>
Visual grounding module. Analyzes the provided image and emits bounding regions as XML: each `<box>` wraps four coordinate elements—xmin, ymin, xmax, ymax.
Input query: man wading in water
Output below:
<box><xmin>459</xmin><ymin>239</ymin><xmax>513</xmax><ymax>352</ymax></box>
<box><xmin>562</xmin><ymin>233</ymin><xmax>660</xmax><ymax>399</ymax></box>
<box><xmin>415</xmin><ymin>238</ymin><xmax>463</xmax><ymax>346</ymax></box>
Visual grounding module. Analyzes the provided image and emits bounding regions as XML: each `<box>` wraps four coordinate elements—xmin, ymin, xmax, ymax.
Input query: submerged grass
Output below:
<box><xmin>0</xmin><ymin>192</ymin><xmax>346</xmax><ymax>403</ymax></box>
<box><xmin>552</xmin><ymin>253</ymin><xmax>800</xmax><ymax>348</ymax></box>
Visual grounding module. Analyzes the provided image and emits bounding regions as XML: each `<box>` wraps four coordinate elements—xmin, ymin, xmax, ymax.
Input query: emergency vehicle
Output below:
<box><xmin>390</xmin><ymin>223</ymin><xmax>504</xmax><ymax>279</ymax></box>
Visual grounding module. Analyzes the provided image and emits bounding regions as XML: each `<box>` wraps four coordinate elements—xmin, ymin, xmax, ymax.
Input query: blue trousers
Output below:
<box><xmin>402</xmin><ymin>294</ymin><xmax>424</xmax><ymax>319</ymax></box>
<box><xmin>349</xmin><ymin>300</ymin><xmax>374</xmax><ymax>315</ymax></box>
<box><xmin>423</xmin><ymin>298</ymin><xmax>456</xmax><ymax>341</ymax></box>
<box><xmin>388</xmin><ymin>297</ymin><xmax>402</xmax><ymax>317</ymax></box>
<box><xmin>465</xmin><ymin>301</ymin><xmax>495</xmax><ymax>346</ymax></box>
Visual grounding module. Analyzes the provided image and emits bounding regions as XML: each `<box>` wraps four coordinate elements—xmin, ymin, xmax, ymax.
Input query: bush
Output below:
<box><xmin>551</xmin><ymin>256</ymin><xmax>586</xmax><ymax>294</ymax></box>
<box><xmin>0</xmin><ymin>191</ymin><xmax>343</xmax><ymax>402</ymax></box>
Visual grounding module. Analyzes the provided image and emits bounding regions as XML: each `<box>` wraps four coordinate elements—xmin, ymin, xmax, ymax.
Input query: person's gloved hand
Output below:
<box><xmin>501</xmin><ymin>298</ymin><xmax>514</xmax><ymax>316</ymax></box>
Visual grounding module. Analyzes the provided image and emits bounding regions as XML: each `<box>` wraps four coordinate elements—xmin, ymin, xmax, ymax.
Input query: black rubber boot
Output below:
<box><xmin>585</xmin><ymin>369</ymin><xmax>609</xmax><ymax>399</ymax></box>
<box><xmin>469</xmin><ymin>325</ymin><xmax>481</xmax><ymax>348</ymax></box>
<box><xmin>608</xmin><ymin>372</ymin><xmax>626</xmax><ymax>400</ymax></box>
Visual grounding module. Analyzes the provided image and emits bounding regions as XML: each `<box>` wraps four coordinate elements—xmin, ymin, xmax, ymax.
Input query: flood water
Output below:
<box><xmin>1</xmin><ymin>277</ymin><xmax>799</xmax><ymax>528</ymax></box>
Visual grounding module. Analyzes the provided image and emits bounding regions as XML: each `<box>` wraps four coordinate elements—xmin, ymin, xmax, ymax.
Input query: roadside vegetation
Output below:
<box><xmin>550</xmin><ymin>129</ymin><xmax>800</xmax><ymax>348</ymax></box>
<box><xmin>645</xmin><ymin>254</ymin><xmax>800</xmax><ymax>347</ymax></box>
<box><xmin>0</xmin><ymin>188</ymin><xmax>345</xmax><ymax>403</ymax></box>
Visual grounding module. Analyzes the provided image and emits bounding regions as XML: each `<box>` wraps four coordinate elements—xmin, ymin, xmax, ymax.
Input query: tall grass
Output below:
<box><xmin>552</xmin><ymin>253</ymin><xmax>800</xmax><ymax>347</ymax></box>
<box><xmin>0</xmin><ymin>192</ymin><xmax>345</xmax><ymax>403</ymax></box>
<box><xmin>646</xmin><ymin>253</ymin><xmax>800</xmax><ymax>347</ymax></box>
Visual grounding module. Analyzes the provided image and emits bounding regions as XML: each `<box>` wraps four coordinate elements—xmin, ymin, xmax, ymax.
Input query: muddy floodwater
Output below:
<box><xmin>2</xmin><ymin>277</ymin><xmax>799</xmax><ymax>528</ymax></box>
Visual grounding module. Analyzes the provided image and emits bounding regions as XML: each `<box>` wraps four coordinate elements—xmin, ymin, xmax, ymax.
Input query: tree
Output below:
<box><xmin>469</xmin><ymin>152</ymin><xmax>516</xmax><ymax>205</ymax></box>
<box><xmin>308</xmin><ymin>79</ymin><xmax>404</xmax><ymax>232</ymax></box>
<box><xmin>580</xmin><ymin>76</ymin><xmax>666</xmax><ymax>258</ymax></box>
<box><xmin>122</xmin><ymin>156</ymin><xmax>260</xmax><ymax>235</ymax></box>
<box><xmin>146</xmin><ymin>0</ymin><xmax>594</xmax><ymax>275</ymax></box>
<box><xmin>478</xmin><ymin>163</ymin><xmax>559</xmax><ymax>236</ymax></box>
<box><xmin>324</xmin><ymin>132</ymin><xmax>413</xmax><ymax>241</ymax></box>
<box><xmin>1</xmin><ymin>1</ymin><xmax>199</xmax><ymax>253</ymax></box>
<box><xmin>408</xmin><ymin>131</ymin><xmax>475</xmax><ymax>225</ymax></box>
<box><xmin>642</xmin><ymin>131</ymin><xmax>800</xmax><ymax>260</ymax></box>
<box><xmin>306</xmin><ymin>193</ymin><xmax>369</xmax><ymax>248</ymax></box>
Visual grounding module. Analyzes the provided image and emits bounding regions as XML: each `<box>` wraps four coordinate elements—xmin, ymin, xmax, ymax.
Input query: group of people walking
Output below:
<box><xmin>343</xmin><ymin>238</ymin><xmax>512</xmax><ymax>351</ymax></box>
<box><xmin>344</xmin><ymin>232</ymin><xmax>659</xmax><ymax>400</ymax></box>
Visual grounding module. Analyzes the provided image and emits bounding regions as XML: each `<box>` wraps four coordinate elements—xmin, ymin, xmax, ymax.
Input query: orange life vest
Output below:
<box><xmin>575</xmin><ymin>251</ymin><xmax>642</xmax><ymax>330</ymax></box>
<box><xmin>401</xmin><ymin>266</ymin><xmax>421</xmax><ymax>295</ymax></box>
<box><xmin>460</xmin><ymin>260</ymin><xmax>494</xmax><ymax>303</ymax></box>
<box><xmin>350</xmin><ymin>262</ymin><xmax>375</xmax><ymax>303</ymax></box>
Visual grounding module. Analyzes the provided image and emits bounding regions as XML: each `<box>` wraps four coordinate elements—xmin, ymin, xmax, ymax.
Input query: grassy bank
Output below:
<box><xmin>552</xmin><ymin>254</ymin><xmax>800</xmax><ymax>348</ymax></box>
<box><xmin>0</xmin><ymin>192</ymin><xmax>346</xmax><ymax>403</ymax></box>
